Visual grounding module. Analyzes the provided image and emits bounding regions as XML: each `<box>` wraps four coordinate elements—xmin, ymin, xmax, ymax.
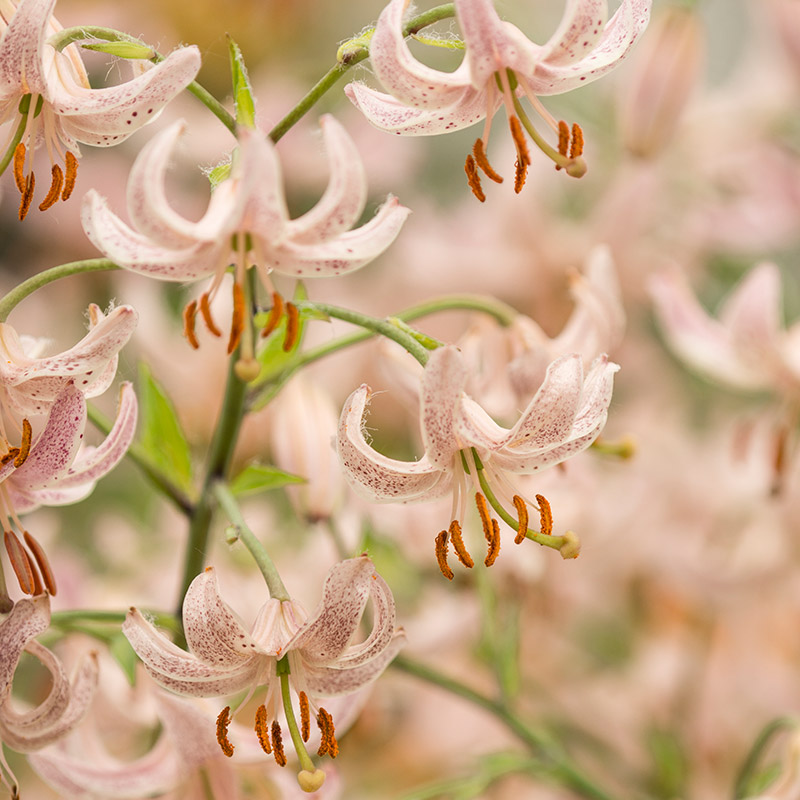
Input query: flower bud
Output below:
<box><xmin>619</xmin><ymin>7</ymin><xmax>704</xmax><ymax>158</ymax></box>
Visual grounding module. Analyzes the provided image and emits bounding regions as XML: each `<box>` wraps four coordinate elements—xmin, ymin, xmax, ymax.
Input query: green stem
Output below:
<box><xmin>267</xmin><ymin>3</ymin><xmax>456</xmax><ymax>143</ymax></box>
<box><xmin>0</xmin><ymin>259</ymin><xmax>119</xmax><ymax>322</ymax></box>
<box><xmin>186</xmin><ymin>81</ymin><xmax>237</xmax><ymax>136</ymax></box>
<box><xmin>87</xmin><ymin>405</ymin><xmax>195</xmax><ymax>516</ymax></box>
<box><xmin>296</xmin><ymin>301</ymin><xmax>431</xmax><ymax>366</ymax></box>
<box><xmin>0</xmin><ymin>98</ymin><xmax>30</xmax><ymax>178</ymax></box>
<box><xmin>392</xmin><ymin>655</ymin><xmax>618</xmax><ymax>800</ymax></box>
<box><xmin>733</xmin><ymin>717</ymin><xmax>799</xmax><ymax>799</ymax></box>
<box><xmin>212</xmin><ymin>481</ymin><xmax>289</xmax><ymax>600</ymax></box>
<box><xmin>50</xmin><ymin>608</ymin><xmax>180</xmax><ymax>635</ymax></box>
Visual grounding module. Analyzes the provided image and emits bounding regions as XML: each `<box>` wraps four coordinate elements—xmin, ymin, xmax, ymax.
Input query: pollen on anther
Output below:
<box><xmin>4</xmin><ymin>530</ymin><xmax>35</xmax><ymax>595</ymax></box>
<box><xmin>38</xmin><ymin>165</ymin><xmax>63</xmax><ymax>211</ymax></box>
<box><xmin>514</xmin><ymin>158</ymin><xmax>528</xmax><ymax>194</ymax></box>
<box><xmin>13</xmin><ymin>142</ymin><xmax>26</xmax><ymax>194</ymax></box>
<box><xmin>316</xmin><ymin>707</ymin><xmax>339</xmax><ymax>758</ymax></box>
<box><xmin>434</xmin><ymin>530</ymin><xmax>454</xmax><ymax>581</ymax></box>
<box><xmin>62</xmin><ymin>152</ymin><xmax>78</xmax><ymax>201</ymax></box>
<box><xmin>512</xmin><ymin>495</ymin><xmax>529</xmax><ymax>545</ymax></box>
<box><xmin>14</xmin><ymin>418</ymin><xmax>32</xmax><ymax>467</ymax></box>
<box><xmin>508</xmin><ymin>116</ymin><xmax>531</xmax><ymax>168</ymax></box>
<box><xmin>464</xmin><ymin>155</ymin><xmax>486</xmax><ymax>202</ymax></box>
<box><xmin>215</xmin><ymin>706</ymin><xmax>235</xmax><ymax>757</ymax></box>
<box><xmin>557</xmin><ymin>120</ymin><xmax>570</xmax><ymax>159</ymax></box>
<box><xmin>536</xmin><ymin>493</ymin><xmax>553</xmax><ymax>536</ymax></box>
<box><xmin>182</xmin><ymin>301</ymin><xmax>200</xmax><ymax>349</ymax></box>
<box><xmin>271</xmin><ymin>720</ymin><xmax>287</xmax><ymax>767</ymax></box>
<box><xmin>299</xmin><ymin>691</ymin><xmax>311</xmax><ymax>742</ymax></box>
<box><xmin>474</xmin><ymin>492</ymin><xmax>494</xmax><ymax>541</ymax></box>
<box><xmin>199</xmin><ymin>292</ymin><xmax>222</xmax><ymax>337</ymax></box>
<box><xmin>283</xmin><ymin>301</ymin><xmax>300</xmax><ymax>353</ymax></box>
<box><xmin>449</xmin><ymin>519</ymin><xmax>474</xmax><ymax>568</ymax></box>
<box><xmin>227</xmin><ymin>282</ymin><xmax>246</xmax><ymax>355</ymax></box>
<box><xmin>472</xmin><ymin>138</ymin><xmax>503</xmax><ymax>183</ymax></box>
<box><xmin>254</xmin><ymin>704</ymin><xmax>272</xmax><ymax>754</ymax></box>
<box><xmin>569</xmin><ymin>123</ymin><xmax>584</xmax><ymax>158</ymax></box>
<box><xmin>261</xmin><ymin>291</ymin><xmax>284</xmax><ymax>338</ymax></box>
<box><xmin>18</xmin><ymin>173</ymin><xmax>35</xmax><ymax>221</ymax></box>
<box><xmin>484</xmin><ymin>519</ymin><xmax>501</xmax><ymax>567</ymax></box>
<box><xmin>24</xmin><ymin>531</ymin><xmax>56</xmax><ymax>596</ymax></box>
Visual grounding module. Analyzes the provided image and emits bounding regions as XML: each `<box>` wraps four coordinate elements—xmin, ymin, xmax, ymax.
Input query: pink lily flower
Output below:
<box><xmin>0</xmin><ymin>594</ymin><xmax>98</xmax><ymax>797</ymax></box>
<box><xmin>81</xmin><ymin>115</ymin><xmax>411</xmax><ymax>375</ymax></box>
<box><xmin>123</xmin><ymin>556</ymin><xmax>404</xmax><ymax>792</ymax></box>
<box><xmin>0</xmin><ymin>302</ymin><xmax>138</xmax><ymax>416</ymax></box>
<box><xmin>1</xmin><ymin>380</ymin><xmax>137</xmax><ymax>598</ymax></box>
<box><xmin>337</xmin><ymin>345</ymin><xmax>618</xmax><ymax>574</ymax></box>
<box><xmin>346</xmin><ymin>0</ymin><xmax>651</xmax><ymax>197</ymax></box>
<box><xmin>0</xmin><ymin>0</ymin><xmax>201</xmax><ymax>218</ymax></box>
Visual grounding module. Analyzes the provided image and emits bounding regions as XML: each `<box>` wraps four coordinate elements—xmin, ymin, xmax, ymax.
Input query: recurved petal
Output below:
<box><xmin>182</xmin><ymin>568</ymin><xmax>264</xmax><ymax>667</ymax></box>
<box><xmin>530</xmin><ymin>0</ymin><xmax>652</xmax><ymax>95</ymax></box>
<box><xmin>286</xmin><ymin>114</ymin><xmax>368</xmax><ymax>244</ymax></box>
<box><xmin>369</xmin><ymin>0</ymin><xmax>473</xmax><ymax>107</ymax></box>
<box><xmin>0</xmin><ymin>0</ymin><xmax>53</xmax><ymax>96</ymax></box>
<box><xmin>10</xmin><ymin>382</ymin><xmax>86</xmax><ymax>490</ymax></box>
<box><xmin>302</xmin><ymin>629</ymin><xmax>405</xmax><ymax>697</ymax></box>
<box><xmin>284</xmin><ymin>556</ymin><xmax>385</xmax><ymax>666</ymax></box>
<box><xmin>337</xmin><ymin>384</ymin><xmax>450</xmax><ymax>502</ymax></box>
<box><xmin>457</xmin><ymin>0</ymin><xmax>542</xmax><ymax>85</ymax></box>
<box><xmin>536</xmin><ymin>0</ymin><xmax>608</xmax><ymax>66</ymax></box>
<box><xmin>0</xmin><ymin>650</ymin><xmax>98</xmax><ymax>752</ymax></box>
<box><xmin>123</xmin><ymin>609</ymin><xmax>261</xmax><ymax>697</ymax></box>
<box><xmin>49</xmin><ymin>46</ymin><xmax>202</xmax><ymax>146</ymax></box>
<box><xmin>0</xmin><ymin>596</ymin><xmax>50</xmax><ymax>704</ymax></box>
<box><xmin>345</xmin><ymin>81</ymin><xmax>491</xmax><ymax>135</ymax></box>
<box><xmin>81</xmin><ymin>190</ymin><xmax>221</xmax><ymax>281</ymax></box>
<box><xmin>273</xmin><ymin>196</ymin><xmax>410</xmax><ymax>277</ymax></box>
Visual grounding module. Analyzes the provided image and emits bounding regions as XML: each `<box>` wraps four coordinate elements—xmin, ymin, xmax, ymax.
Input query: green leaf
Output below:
<box><xmin>81</xmin><ymin>40</ymin><xmax>155</xmax><ymax>59</ymax></box>
<box><xmin>207</xmin><ymin>159</ymin><xmax>232</xmax><ymax>190</ymax></box>
<box><xmin>228</xmin><ymin>36</ymin><xmax>255</xmax><ymax>129</ymax></box>
<box><xmin>229</xmin><ymin>464</ymin><xmax>305</xmax><ymax>497</ymax></box>
<box><xmin>137</xmin><ymin>364</ymin><xmax>194</xmax><ymax>494</ymax></box>
<box><xmin>108</xmin><ymin>632</ymin><xmax>138</xmax><ymax>686</ymax></box>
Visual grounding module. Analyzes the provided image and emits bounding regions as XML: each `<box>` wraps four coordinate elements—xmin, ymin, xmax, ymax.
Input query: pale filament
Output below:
<box><xmin>516</xmin><ymin>74</ymin><xmax>560</xmax><ymax>133</ymax></box>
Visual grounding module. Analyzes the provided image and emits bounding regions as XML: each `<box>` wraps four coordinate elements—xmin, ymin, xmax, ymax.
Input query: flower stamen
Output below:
<box><xmin>61</xmin><ymin>152</ymin><xmax>78</xmax><ymax>201</ymax></box>
<box><xmin>299</xmin><ymin>691</ymin><xmax>310</xmax><ymax>742</ymax></box>
<box><xmin>215</xmin><ymin>706</ymin><xmax>235</xmax><ymax>757</ymax></box>
<box><xmin>199</xmin><ymin>292</ymin><xmax>222</xmax><ymax>338</ymax></box>
<box><xmin>23</xmin><ymin>531</ymin><xmax>56</xmax><ymax>595</ymax></box>
<box><xmin>449</xmin><ymin>519</ymin><xmax>474</xmax><ymax>568</ymax></box>
<box><xmin>261</xmin><ymin>291</ymin><xmax>285</xmax><ymax>338</ymax></box>
<box><xmin>434</xmin><ymin>529</ymin><xmax>454</xmax><ymax>580</ymax></box>
<box><xmin>472</xmin><ymin>138</ymin><xmax>503</xmax><ymax>183</ymax></box>
<box><xmin>271</xmin><ymin>720</ymin><xmax>287</xmax><ymax>767</ymax></box>
<box><xmin>283</xmin><ymin>301</ymin><xmax>300</xmax><ymax>353</ymax></box>
<box><xmin>536</xmin><ymin>493</ymin><xmax>553</xmax><ymax>536</ymax></box>
<box><xmin>18</xmin><ymin>173</ymin><xmax>35</xmax><ymax>221</ymax></box>
<box><xmin>227</xmin><ymin>282</ymin><xmax>246</xmax><ymax>355</ymax></box>
<box><xmin>484</xmin><ymin>518</ymin><xmax>501</xmax><ymax>566</ymax></box>
<box><xmin>512</xmin><ymin>495</ymin><xmax>529</xmax><ymax>544</ymax></box>
<box><xmin>37</xmin><ymin>165</ymin><xmax>63</xmax><ymax>212</ymax></box>
<box><xmin>464</xmin><ymin>155</ymin><xmax>486</xmax><ymax>202</ymax></box>
<box><xmin>316</xmin><ymin>708</ymin><xmax>339</xmax><ymax>758</ymax></box>
<box><xmin>13</xmin><ymin>143</ymin><xmax>26</xmax><ymax>194</ymax></box>
<box><xmin>569</xmin><ymin>123</ymin><xmax>584</xmax><ymax>159</ymax></box>
<box><xmin>182</xmin><ymin>301</ymin><xmax>200</xmax><ymax>349</ymax></box>
<box><xmin>254</xmin><ymin>704</ymin><xmax>272</xmax><ymax>754</ymax></box>
<box><xmin>14</xmin><ymin>419</ymin><xmax>32</xmax><ymax>468</ymax></box>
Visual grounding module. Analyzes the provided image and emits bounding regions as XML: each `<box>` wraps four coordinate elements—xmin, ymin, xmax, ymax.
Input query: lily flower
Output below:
<box><xmin>0</xmin><ymin>302</ymin><xmax>138</xmax><ymax>417</ymax></box>
<box><xmin>337</xmin><ymin>345</ymin><xmax>618</xmax><ymax>576</ymax></box>
<box><xmin>1</xmin><ymin>380</ymin><xmax>137</xmax><ymax>598</ymax></box>
<box><xmin>346</xmin><ymin>0</ymin><xmax>651</xmax><ymax>198</ymax></box>
<box><xmin>123</xmin><ymin>556</ymin><xmax>405</xmax><ymax>792</ymax></box>
<box><xmin>0</xmin><ymin>594</ymin><xmax>98</xmax><ymax>798</ymax></box>
<box><xmin>81</xmin><ymin>115</ymin><xmax>411</xmax><ymax>378</ymax></box>
<box><xmin>0</xmin><ymin>0</ymin><xmax>201</xmax><ymax>219</ymax></box>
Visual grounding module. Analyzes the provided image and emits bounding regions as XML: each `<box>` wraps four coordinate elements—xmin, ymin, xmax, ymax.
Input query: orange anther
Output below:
<box><xmin>4</xmin><ymin>530</ymin><xmax>35</xmax><ymax>595</ymax></box>
<box><xmin>449</xmin><ymin>519</ymin><xmax>474</xmax><ymax>568</ymax></box>
<box><xmin>23</xmin><ymin>531</ymin><xmax>56</xmax><ymax>596</ymax></box>
<box><xmin>18</xmin><ymin>173</ymin><xmax>35</xmax><ymax>221</ymax></box>
<box><xmin>261</xmin><ymin>291</ymin><xmax>285</xmax><ymax>338</ymax></box>
<box><xmin>508</xmin><ymin>116</ymin><xmax>531</xmax><ymax>167</ymax></box>
<box><xmin>569</xmin><ymin>123</ymin><xmax>584</xmax><ymax>158</ymax></box>
<box><xmin>557</xmin><ymin>120</ymin><xmax>570</xmax><ymax>158</ymax></box>
<box><xmin>472</xmin><ymin>138</ymin><xmax>503</xmax><ymax>183</ymax></box>
<box><xmin>316</xmin><ymin>708</ymin><xmax>339</xmax><ymax>758</ymax></box>
<box><xmin>283</xmin><ymin>301</ymin><xmax>300</xmax><ymax>353</ymax></box>
<box><xmin>299</xmin><ymin>691</ymin><xmax>311</xmax><ymax>742</ymax></box>
<box><xmin>271</xmin><ymin>720</ymin><xmax>287</xmax><ymax>767</ymax></box>
<box><xmin>199</xmin><ymin>292</ymin><xmax>222</xmax><ymax>337</ymax></box>
<box><xmin>61</xmin><ymin>152</ymin><xmax>78</xmax><ymax>201</ymax></box>
<box><xmin>14</xmin><ymin>418</ymin><xmax>32</xmax><ymax>468</ymax></box>
<box><xmin>254</xmin><ymin>704</ymin><xmax>271</xmax><ymax>754</ymax></box>
<box><xmin>215</xmin><ymin>706</ymin><xmax>235</xmax><ymax>757</ymax></box>
<box><xmin>182</xmin><ymin>301</ymin><xmax>199</xmax><ymax>349</ymax></box>
<box><xmin>434</xmin><ymin>529</ymin><xmax>454</xmax><ymax>581</ymax></box>
<box><xmin>38</xmin><ymin>164</ymin><xmax>64</xmax><ymax>211</ymax></box>
<box><xmin>512</xmin><ymin>495</ymin><xmax>529</xmax><ymax>544</ymax></box>
<box><xmin>227</xmin><ymin>282</ymin><xmax>246</xmax><ymax>355</ymax></box>
<box><xmin>464</xmin><ymin>155</ymin><xmax>486</xmax><ymax>203</ymax></box>
<box><xmin>535</xmin><ymin>493</ymin><xmax>553</xmax><ymax>536</ymax></box>
<box><xmin>13</xmin><ymin>142</ymin><xmax>26</xmax><ymax>194</ymax></box>
<box><xmin>484</xmin><ymin>518</ymin><xmax>501</xmax><ymax>567</ymax></box>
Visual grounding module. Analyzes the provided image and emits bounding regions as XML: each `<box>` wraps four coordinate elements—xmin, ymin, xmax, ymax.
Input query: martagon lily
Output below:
<box><xmin>81</xmin><ymin>115</ymin><xmax>411</xmax><ymax>379</ymax></box>
<box><xmin>0</xmin><ymin>0</ymin><xmax>201</xmax><ymax>219</ymax></box>
<box><xmin>123</xmin><ymin>555</ymin><xmax>405</xmax><ymax>793</ymax></box>
<box><xmin>346</xmin><ymin>0</ymin><xmax>651</xmax><ymax>198</ymax></box>
<box><xmin>0</xmin><ymin>594</ymin><xmax>98</xmax><ymax>798</ymax></box>
<box><xmin>1</xmin><ymin>380</ymin><xmax>137</xmax><ymax>600</ymax></box>
<box><xmin>337</xmin><ymin>345</ymin><xmax>618</xmax><ymax>577</ymax></box>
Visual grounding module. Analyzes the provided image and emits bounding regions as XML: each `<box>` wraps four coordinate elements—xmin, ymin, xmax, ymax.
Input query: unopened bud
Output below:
<box><xmin>81</xmin><ymin>40</ymin><xmax>156</xmax><ymax>59</ymax></box>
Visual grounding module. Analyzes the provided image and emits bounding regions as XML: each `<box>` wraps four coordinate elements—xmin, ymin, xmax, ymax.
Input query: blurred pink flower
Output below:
<box><xmin>347</xmin><ymin>0</ymin><xmax>651</xmax><ymax>189</ymax></box>
<box><xmin>0</xmin><ymin>0</ymin><xmax>201</xmax><ymax>217</ymax></box>
<box><xmin>0</xmin><ymin>594</ymin><xmax>97</xmax><ymax>796</ymax></box>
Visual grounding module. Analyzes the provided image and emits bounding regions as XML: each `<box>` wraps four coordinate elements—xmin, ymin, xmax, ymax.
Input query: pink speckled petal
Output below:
<box><xmin>536</xmin><ymin>0</ymin><xmax>608</xmax><ymax>66</ymax></box>
<box><xmin>337</xmin><ymin>384</ymin><xmax>450</xmax><ymax>502</ymax></box>
<box><xmin>270</xmin><ymin>196</ymin><xmax>410</xmax><ymax>277</ymax></box>
<box><xmin>0</xmin><ymin>596</ymin><xmax>50</xmax><ymax>704</ymax></box>
<box><xmin>285</xmin><ymin>115</ymin><xmax>368</xmax><ymax>243</ymax></box>
<box><xmin>49</xmin><ymin>47</ymin><xmax>201</xmax><ymax>146</ymax></box>
<box><xmin>0</xmin><ymin>0</ymin><xmax>53</xmax><ymax>97</ymax></box>
<box><xmin>182</xmin><ymin>568</ymin><xmax>264</xmax><ymax>666</ymax></box>
<box><xmin>419</xmin><ymin>346</ymin><xmax>467</xmax><ymax>468</ymax></box>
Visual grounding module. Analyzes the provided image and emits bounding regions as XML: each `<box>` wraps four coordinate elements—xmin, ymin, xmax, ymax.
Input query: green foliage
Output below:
<box><xmin>137</xmin><ymin>364</ymin><xmax>194</xmax><ymax>495</ymax></box>
<box><xmin>228</xmin><ymin>36</ymin><xmax>255</xmax><ymax>129</ymax></box>
<box><xmin>229</xmin><ymin>463</ymin><xmax>305</xmax><ymax>497</ymax></box>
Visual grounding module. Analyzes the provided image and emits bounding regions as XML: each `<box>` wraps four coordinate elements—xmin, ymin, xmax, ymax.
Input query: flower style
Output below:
<box><xmin>0</xmin><ymin>594</ymin><xmax>98</xmax><ymax>797</ymax></box>
<box><xmin>123</xmin><ymin>556</ymin><xmax>404</xmax><ymax>792</ymax></box>
<box><xmin>1</xmin><ymin>380</ymin><xmax>137</xmax><ymax>598</ymax></box>
<box><xmin>346</xmin><ymin>0</ymin><xmax>651</xmax><ymax>198</ymax></box>
<box><xmin>650</xmin><ymin>263</ymin><xmax>800</xmax><ymax>396</ymax></box>
<box><xmin>0</xmin><ymin>0</ymin><xmax>201</xmax><ymax>219</ymax></box>
<box><xmin>0</xmin><ymin>302</ymin><xmax>138</xmax><ymax>417</ymax></box>
<box><xmin>337</xmin><ymin>345</ymin><xmax>618</xmax><ymax>577</ymax></box>
<box><xmin>81</xmin><ymin>115</ymin><xmax>411</xmax><ymax>377</ymax></box>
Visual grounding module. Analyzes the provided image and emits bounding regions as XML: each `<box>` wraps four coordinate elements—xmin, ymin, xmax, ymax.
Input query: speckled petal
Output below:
<box><xmin>337</xmin><ymin>384</ymin><xmax>450</xmax><ymax>502</ymax></box>
<box><xmin>0</xmin><ymin>596</ymin><xmax>50</xmax><ymax>705</ymax></box>
<box><xmin>536</xmin><ymin>0</ymin><xmax>608</xmax><ymax>67</ymax></box>
<box><xmin>123</xmin><ymin>609</ymin><xmax>261</xmax><ymax>697</ymax></box>
<box><xmin>345</xmin><ymin>81</ymin><xmax>491</xmax><ymax>136</ymax></box>
<box><xmin>285</xmin><ymin>114</ymin><xmax>368</xmax><ymax>244</ymax></box>
<box><xmin>284</xmin><ymin>556</ymin><xmax>385</xmax><ymax>666</ymax></box>
<box><xmin>10</xmin><ymin>382</ymin><xmax>86</xmax><ymax>490</ymax></box>
<box><xmin>182</xmin><ymin>568</ymin><xmax>265</xmax><ymax>667</ymax></box>
<box><xmin>49</xmin><ymin>47</ymin><xmax>201</xmax><ymax>147</ymax></box>
<box><xmin>0</xmin><ymin>0</ymin><xmax>53</xmax><ymax>96</ymax></box>
<box><xmin>303</xmin><ymin>630</ymin><xmax>405</xmax><ymax>697</ymax></box>
<box><xmin>81</xmin><ymin>190</ymin><xmax>221</xmax><ymax>281</ymax></box>
<box><xmin>271</xmin><ymin>196</ymin><xmax>410</xmax><ymax>277</ymax></box>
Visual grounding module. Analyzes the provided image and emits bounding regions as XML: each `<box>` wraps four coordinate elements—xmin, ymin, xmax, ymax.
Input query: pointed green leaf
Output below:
<box><xmin>109</xmin><ymin>632</ymin><xmax>138</xmax><ymax>686</ymax></box>
<box><xmin>228</xmin><ymin>36</ymin><xmax>256</xmax><ymax>129</ymax></box>
<box><xmin>229</xmin><ymin>463</ymin><xmax>306</xmax><ymax>497</ymax></box>
<box><xmin>138</xmin><ymin>364</ymin><xmax>194</xmax><ymax>494</ymax></box>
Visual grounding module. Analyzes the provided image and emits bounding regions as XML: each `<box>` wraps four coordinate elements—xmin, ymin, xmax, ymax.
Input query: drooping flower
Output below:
<box><xmin>1</xmin><ymin>380</ymin><xmax>137</xmax><ymax>598</ymax></box>
<box><xmin>123</xmin><ymin>556</ymin><xmax>404</xmax><ymax>792</ymax></box>
<box><xmin>0</xmin><ymin>594</ymin><xmax>98</xmax><ymax>797</ymax></box>
<box><xmin>0</xmin><ymin>0</ymin><xmax>201</xmax><ymax>219</ymax></box>
<box><xmin>337</xmin><ymin>345</ymin><xmax>618</xmax><ymax>576</ymax></box>
<box><xmin>346</xmin><ymin>0</ymin><xmax>651</xmax><ymax>198</ymax></box>
<box><xmin>81</xmin><ymin>115</ymin><xmax>411</xmax><ymax>377</ymax></box>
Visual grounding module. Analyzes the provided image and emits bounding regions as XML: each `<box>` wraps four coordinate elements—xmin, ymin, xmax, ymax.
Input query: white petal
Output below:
<box><xmin>0</xmin><ymin>0</ymin><xmax>53</xmax><ymax>96</ymax></box>
<box><xmin>0</xmin><ymin>596</ymin><xmax>50</xmax><ymax>704</ymax></box>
